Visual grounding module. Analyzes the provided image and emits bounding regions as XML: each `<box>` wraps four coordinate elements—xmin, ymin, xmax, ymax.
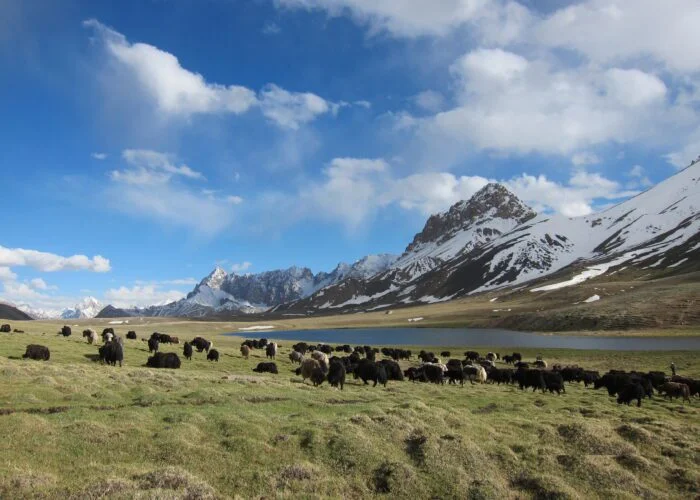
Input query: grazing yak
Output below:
<box><xmin>543</xmin><ymin>371</ymin><xmax>565</xmax><ymax>394</ymax></box>
<box><xmin>617</xmin><ymin>382</ymin><xmax>645</xmax><ymax>407</ymax></box>
<box><xmin>152</xmin><ymin>332</ymin><xmax>179</xmax><ymax>344</ymax></box>
<box><xmin>671</xmin><ymin>376</ymin><xmax>700</xmax><ymax>397</ymax></box>
<box><xmin>253</xmin><ymin>362</ymin><xmax>279</xmax><ymax>374</ymax></box>
<box><xmin>328</xmin><ymin>360</ymin><xmax>346</xmax><ymax>390</ymax></box>
<box><xmin>0</xmin><ymin>324</ymin><xmax>11</xmax><ymax>333</ymax></box>
<box><xmin>240</xmin><ymin>344</ymin><xmax>251</xmax><ymax>359</ymax></box>
<box><xmin>23</xmin><ymin>344</ymin><xmax>50</xmax><ymax>361</ymax></box>
<box><xmin>379</xmin><ymin>359</ymin><xmax>404</xmax><ymax>381</ymax></box>
<box><xmin>207</xmin><ymin>349</ymin><xmax>220</xmax><ymax>362</ymax></box>
<box><xmin>83</xmin><ymin>329</ymin><xmax>98</xmax><ymax>345</ymax></box>
<box><xmin>147</xmin><ymin>337</ymin><xmax>159</xmax><ymax>354</ymax></box>
<box><xmin>99</xmin><ymin>341</ymin><xmax>124</xmax><ymax>367</ymax></box>
<box><xmin>658</xmin><ymin>382</ymin><xmax>691</xmax><ymax>403</ymax></box>
<box><xmin>102</xmin><ymin>330</ymin><xmax>114</xmax><ymax>343</ymax></box>
<box><xmin>353</xmin><ymin>359</ymin><xmax>388</xmax><ymax>387</ymax></box>
<box><xmin>146</xmin><ymin>352</ymin><xmax>181</xmax><ymax>369</ymax></box>
<box><xmin>289</xmin><ymin>350</ymin><xmax>303</xmax><ymax>364</ymax></box>
<box><xmin>191</xmin><ymin>336</ymin><xmax>212</xmax><ymax>353</ymax></box>
<box><xmin>514</xmin><ymin>369</ymin><xmax>546</xmax><ymax>393</ymax></box>
<box><xmin>183</xmin><ymin>342</ymin><xmax>193</xmax><ymax>360</ymax></box>
<box><xmin>60</xmin><ymin>325</ymin><xmax>72</xmax><ymax>337</ymax></box>
<box><xmin>266</xmin><ymin>342</ymin><xmax>278</xmax><ymax>360</ymax></box>
<box><xmin>296</xmin><ymin>358</ymin><xmax>322</xmax><ymax>383</ymax></box>
<box><xmin>310</xmin><ymin>366</ymin><xmax>326</xmax><ymax>387</ymax></box>
<box><xmin>126</xmin><ymin>331</ymin><xmax>137</xmax><ymax>340</ymax></box>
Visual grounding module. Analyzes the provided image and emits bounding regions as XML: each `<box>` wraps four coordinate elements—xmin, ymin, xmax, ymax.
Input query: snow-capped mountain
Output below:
<box><xmin>60</xmin><ymin>297</ymin><xmax>103</xmax><ymax>319</ymax></box>
<box><xmin>100</xmin><ymin>254</ymin><xmax>399</xmax><ymax>318</ymax></box>
<box><xmin>280</xmin><ymin>160</ymin><xmax>700</xmax><ymax>312</ymax></box>
<box><xmin>15</xmin><ymin>297</ymin><xmax>103</xmax><ymax>320</ymax></box>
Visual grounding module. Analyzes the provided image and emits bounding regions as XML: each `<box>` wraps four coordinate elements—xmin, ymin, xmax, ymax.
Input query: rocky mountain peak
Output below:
<box><xmin>406</xmin><ymin>183</ymin><xmax>535</xmax><ymax>251</ymax></box>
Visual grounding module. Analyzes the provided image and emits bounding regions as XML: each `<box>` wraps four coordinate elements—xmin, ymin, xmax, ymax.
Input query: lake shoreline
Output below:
<box><xmin>227</xmin><ymin>327</ymin><xmax>700</xmax><ymax>351</ymax></box>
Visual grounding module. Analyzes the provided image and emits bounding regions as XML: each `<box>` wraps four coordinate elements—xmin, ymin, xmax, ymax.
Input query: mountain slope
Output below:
<box><xmin>281</xmin><ymin>161</ymin><xmax>700</xmax><ymax>312</ymax></box>
<box><xmin>0</xmin><ymin>303</ymin><xmax>33</xmax><ymax>321</ymax></box>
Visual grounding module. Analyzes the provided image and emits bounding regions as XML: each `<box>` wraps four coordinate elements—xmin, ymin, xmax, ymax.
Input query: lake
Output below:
<box><xmin>229</xmin><ymin>328</ymin><xmax>700</xmax><ymax>351</ymax></box>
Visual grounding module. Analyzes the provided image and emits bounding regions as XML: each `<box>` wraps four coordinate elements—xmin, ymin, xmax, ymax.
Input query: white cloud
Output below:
<box><xmin>291</xmin><ymin>157</ymin><xmax>637</xmax><ymax>227</ymax></box>
<box><xmin>0</xmin><ymin>246</ymin><xmax>111</xmax><ymax>272</ymax></box>
<box><xmin>536</xmin><ymin>0</ymin><xmax>700</xmax><ymax>73</ymax></box>
<box><xmin>86</xmin><ymin>19</ymin><xmax>336</xmax><ymax>129</ymax></box>
<box><xmin>665</xmin><ymin>131</ymin><xmax>700</xmax><ymax>169</ymax></box>
<box><xmin>626</xmin><ymin>165</ymin><xmax>653</xmax><ymax>188</ymax></box>
<box><xmin>413</xmin><ymin>90</ymin><xmax>445</xmax><ymax>113</ymax></box>
<box><xmin>134</xmin><ymin>278</ymin><xmax>199</xmax><ymax>286</ymax></box>
<box><xmin>29</xmin><ymin>278</ymin><xmax>54</xmax><ymax>290</ymax></box>
<box><xmin>504</xmin><ymin>171</ymin><xmax>638</xmax><ymax>217</ymax></box>
<box><xmin>354</xmin><ymin>100</ymin><xmax>372</xmax><ymax>109</ymax></box>
<box><xmin>301</xmin><ymin>158</ymin><xmax>390</xmax><ymax>230</ymax></box>
<box><xmin>262</xmin><ymin>22</ymin><xmax>281</xmax><ymax>35</ymax></box>
<box><xmin>231</xmin><ymin>261</ymin><xmax>253</xmax><ymax>273</ymax></box>
<box><xmin>91</xmin><ymin>152</ymin><xmax>107</xmax><ymax>160</ymax></box>
<box><xmin>103</xmin><ymin>285</ymin><xmax>185</xmax><ymax>308</ymax></box>
<box><xmin>0</xmin><ymin>267</ymin><xmax>17</xmax><ymax>282</ymax></box>
<box><xmin>425</xmin><ymin>49</ymin><xmax>673</xmax><ymax>155</ymax></box>
<box><xmin>122</xmin><ymin>149</ymin><xmax>205</xmax><ymax>180</ymax></box>
<box><xmin>85</xmin><ymin>19</ymin><xmax>257</xmax><ymax>117</ymax></box>
<box><xmin>571</xmin><ymin>152</ymin><xmax>600</xmax><ymax>166</ymax></box>
<box><xmin>381</xmin><ymin>172</ymin><xmax>489</xmax><ymax>215</ymax></box>
<box><xmin>226</xmin><ymin>195</ymin><xmax>244</xmax><ymax>205</ymax></box>
<box><xmin>276</xmin><ymin>0</ymin><xmax>494</xmax><ymax>37</ymax></box>
<box><xmin>259</xmin><ymin>84</ymin><xmax>332</xmax><ymax>130</ymax></box>
<box><xmin>107</xmin><ymin>181</ymin><xmax>236</xmax><ymax>235</ymax></box>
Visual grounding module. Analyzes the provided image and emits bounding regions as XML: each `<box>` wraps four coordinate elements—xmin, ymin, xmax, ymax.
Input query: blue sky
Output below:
<box><xmin>1</xmin><ymin>0</ymin><xmax>699</xmax><ymax>311</ymax></box>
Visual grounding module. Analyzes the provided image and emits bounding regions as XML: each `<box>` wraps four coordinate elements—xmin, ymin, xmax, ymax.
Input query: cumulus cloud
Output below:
<box><xmin>0</xmin><ymin>246</ymin><xmax>111</xmax><ymax>273</ymax></box>
<box><xmin>413</xmin><ymin>90</ymin><xmax>445</xmax><ymax>113</ymax></box>
<box><xmin>91</xmin><ymin>152</ymin><xmax>107</xmax><ymax>160</ymax></box>
<box><xmin>426</xmin><ymin>49</ymin><xmax>672</xmax><ymax>155</ymax></box>
<box><xmin>626</xmin><ymin>165</ymin><xmax>653</xmax><ymax>188</ymax></box>
<box><xmin>571</xmin><ymin>152</ymin><xmax>600</xmax><ymax>166</ymax></box>
<box><xmin>85</xmin><ymin>19</ymin><xmax>337</xmax><ymax>129</ymax></box>
<box><xmin>535</xmin><ymin>0</ymin><xmax>700</xmax><ymax>73</ymax></box>
<box><xmin>231</xmin><ymin>261</ymin><xmax>253</xmax><ymax>273</ymax></box>
<box><xmin>259</xmin><ymin>84</ymin><xmax>332</xmax><ymax>130</ymax></box>
<box><xmin>103</xmin><ymin>285</ymin><xmax>185</xmax><ymax>308</ymax></box>
<box><xmin>292</xmin><ymin>157</ymin><xmax>637</xmax><ymax>228</ymax></box>
<box><xmin>276</xmin><ymin>0</ymin><xmax>494</xmax><ymax>37</ymax></box>
<box><xmin>0</xmin><ymin>267</ymin><xmax>17</xmax><ymax>282</ymax></box>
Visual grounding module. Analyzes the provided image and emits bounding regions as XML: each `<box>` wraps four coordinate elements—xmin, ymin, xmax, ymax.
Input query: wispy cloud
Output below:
<box><xmin>91</xmin><ymin>152</ymin><xmax>107</xmax><ymax>160</ymax></box>
<box><xmin>103</xmin><ymin>285</ymin><xmax>185</xmax><ymax>308</ymax></box>
<box><xmin>231</xmin><ymin>261</ymin><xmax>252</xmax><ymax>273</ymax></box>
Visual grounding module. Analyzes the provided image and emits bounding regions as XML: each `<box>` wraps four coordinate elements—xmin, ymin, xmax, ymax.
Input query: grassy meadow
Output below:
<box><xmin>0</xmin><ymin>320</ymin><xmax>698</xmax><ymax>498</ymax></box>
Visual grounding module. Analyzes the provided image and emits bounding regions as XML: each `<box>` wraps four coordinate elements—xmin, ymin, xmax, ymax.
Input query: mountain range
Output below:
<box><xmin>279</xmin><ymin>161</ymin><xmax>699</xmax><ymax>313</ymax></box>
<box><xmin>6</xmin><ymin>159</ymin><xmax>698</xmax><ymax>322</ymax></box>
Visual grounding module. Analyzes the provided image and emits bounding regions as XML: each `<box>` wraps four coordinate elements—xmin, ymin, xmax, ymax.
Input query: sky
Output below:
<box><xmin>1</xmin><ymin>0</ymin><xmax>699</xmax><ymax>312</ymax></box>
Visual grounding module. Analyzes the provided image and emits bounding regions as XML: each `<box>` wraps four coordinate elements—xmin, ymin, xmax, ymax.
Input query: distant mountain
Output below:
<box><xmin>280</xmin><ymin>161</ymin><xmax>700</xmax><ymax>312</ymax></box>
<box><xmin>101</xmin><ymin>254</ymin><xmax>399</xmax><ymax>318</ymax></box>
<box><xmin>95</xmin><ymin>305</ymin><xmax>133</xmax><ymax>318</ymax></box>
<box><xmin>0</xmin><ymin>302</ymin><xmax>33</xmax><ymax>321</ymax></box>
<box><xmin>60</xmin><ymin>297</ymin><xmax>103</xmax><ymax>319</ymax></box>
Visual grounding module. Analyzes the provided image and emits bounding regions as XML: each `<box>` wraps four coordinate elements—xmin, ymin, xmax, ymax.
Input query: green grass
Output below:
<box><xmin>0</xmin><ymin>324</ymin><xmax>698</xmax><ymax>499</ymax></box>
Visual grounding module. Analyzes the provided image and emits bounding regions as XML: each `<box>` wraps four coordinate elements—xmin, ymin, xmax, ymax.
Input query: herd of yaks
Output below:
<box><xmin>5</xmin><ymin>324</ymin><xmax>698</xmax><ymax>407</ymax></box>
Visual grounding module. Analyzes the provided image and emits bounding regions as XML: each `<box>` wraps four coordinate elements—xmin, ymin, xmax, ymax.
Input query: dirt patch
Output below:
<box><xmin>276</xmin><ymin>464</ymin><xmax>313</xmax><ymax>488</ymax></box>
<box><xmin>371</xmin><ymin>461</ymin><xmax>414</xmax><ymax>494</ymax></box>
<box><xmin>616</xmin><ymin>424</ymin><xmax>652</xmax><ymax>444</ymax></box>
<box><xmin>405</xmin><ymin>429</ymin><xmax>428</xmax><ymax>466</ymax></box>
<box><xmin>243</xmin><ymin>396</ymin><xmax>289</xmax><ymax>404</ymax></box>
